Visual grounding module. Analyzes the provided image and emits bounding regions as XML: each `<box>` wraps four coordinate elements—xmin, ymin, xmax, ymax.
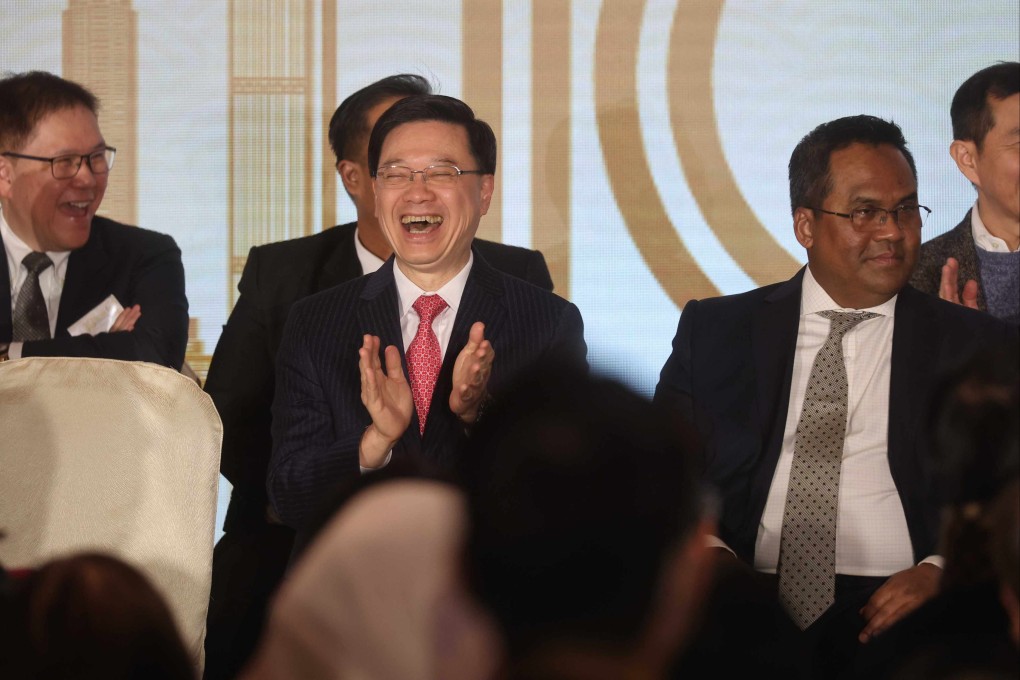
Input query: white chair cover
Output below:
<box><xmin>0</xmin><ymin>356</ymin><xmax>222</xmax><ymax>671</ymax></box>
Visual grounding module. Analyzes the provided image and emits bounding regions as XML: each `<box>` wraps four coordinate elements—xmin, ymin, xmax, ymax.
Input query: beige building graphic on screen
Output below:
<box><xmin>62</xmin><ymin>0</ymin><xmax>137</xmax><ymax>226</ymax></box>
<box><xmin>228</xmin><ymin>0</ymin><xmax>316</xmax><ymax>307</ymax></box>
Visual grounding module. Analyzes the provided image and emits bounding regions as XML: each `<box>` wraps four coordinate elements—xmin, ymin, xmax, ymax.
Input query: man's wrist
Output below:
<box><xmin>359</xmin><ymin>423</ymin><xmax>398</xmax><ymax>468</ymax></box>
<box><xmin>0</xmin><ymin>343</ymin><xmax>9</xmax><ymax>362</ymax></box>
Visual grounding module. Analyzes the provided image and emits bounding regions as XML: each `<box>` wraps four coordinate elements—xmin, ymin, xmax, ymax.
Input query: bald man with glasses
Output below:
<box><xmin>0</xmin><ymin>71</ymin><xmax>187</xmax><ymax>368</ymax></box>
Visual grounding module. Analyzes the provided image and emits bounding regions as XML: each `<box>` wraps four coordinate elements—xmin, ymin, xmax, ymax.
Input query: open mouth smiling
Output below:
<box><xmin>401</xmin><ymin>215</ymin><xmax>442</xmax><ymax>234</ymax></box>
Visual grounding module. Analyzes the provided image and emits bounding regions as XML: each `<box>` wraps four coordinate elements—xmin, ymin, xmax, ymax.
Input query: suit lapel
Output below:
<box><xmin>888</xmin><ymin>287</ymin><xmax>937</xmax><ymax>483</ymax></box>
<box><xmin>746</xmin><ymin>270</ymin><xmax>803</xmax><ymax>527</ymax></box>
<box><xmin>316</xmin><ymin>223</ymin><xmax>364</xmax><ymax>290</ymax></box>
<box><xmin>0</xmin><ymin>232</ymin><xmax>11</xmax><ymax>342</ymax></box>
<box><xmin>424</xmin><ymin>254</ymin><xmax>507</xmax><ymax>450</ymax></box>
<box><xmin>55</xmin><ymin>221</ymin><xmax>109</xmax><ymax>334</ymax></box>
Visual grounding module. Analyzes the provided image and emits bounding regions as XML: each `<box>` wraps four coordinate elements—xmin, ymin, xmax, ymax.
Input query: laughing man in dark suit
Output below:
<box><xmin>268</xmin><ymin>94</ymin><xmax>586</xmax><ymax>533</ymax></box>
<box><xmin>654</xmin><ymin>115</ymin><xmax>1014</xmax><ymax>678</ymax></box>
<box><xmin>0</xmin><ymin>71</ymin><xmax>187</xmax><ymax>369</ymax></box>
<box><xmin>202</xmin><ymin>76</ymin><xmax>555</xmax><ymax>680</ymax></box>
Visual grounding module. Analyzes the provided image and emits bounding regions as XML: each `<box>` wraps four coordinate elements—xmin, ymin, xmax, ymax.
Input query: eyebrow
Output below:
<box><xmin>848</xmin><ymin>191</ymin><xmax>919</xmax><ymax>206</ymax></box>
<box><xmin>50</xmin><ymin>141</ymin><xmax>107</xmax><ymax>156</ymax></box>
<box><xmin>379</xmin><ymin>157</ymin><xmax>460</xmax><ymax>167</ymax></box>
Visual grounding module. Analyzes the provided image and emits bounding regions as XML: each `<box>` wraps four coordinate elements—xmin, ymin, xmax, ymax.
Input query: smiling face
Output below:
<box><xmin>373</xmin><ymin>120</ymin><xmax>494</xmax><ymax>290</ymax></box>
<box><xmin>794</xmin><ymin>142</ymin><xmax>920</xmax><ymax>309</ymax></box>
<box><xmin>0</xmin><ymin>105</ymin><xmax>107</xmax><ymax>252</ymax></box>
<box><xmin>966</xmin><ymin>93</ymin><xmax>1020</xmax><ymax>235</ymax></box>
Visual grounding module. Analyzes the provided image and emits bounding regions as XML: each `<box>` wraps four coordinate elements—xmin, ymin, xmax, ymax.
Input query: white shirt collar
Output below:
<box><xmin>1</xmin><ymin>210</ymin><xmax>72</xmax><ymax>283</ymax></box>
<box><xmin>802</xmin><ymin>264</ymin><xmax>897</xmax><ymax>318</ymax></box>
<box><xmin>970</xmin><ymin>201</ymin><xmax>1017</xmax><ymax>252</ymax></box>
<box><xmin>353</xmin><ymin>226</ymin><xmax>386</xmax><ymax>274</ymax></box>
<box><xmin>392</xmin><ymin>252</ymin><xmax>473</xmax><ymax>319</ymax></box>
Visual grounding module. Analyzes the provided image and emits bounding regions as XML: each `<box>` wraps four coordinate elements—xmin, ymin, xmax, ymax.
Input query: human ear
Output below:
<box><xmin>793</xmin><ymin>207</ymin><xmax>816</xmax><ymax>249</ymax></box>
<box><xmin>949</xmin><ymin>139</ymin><xmax>981</xmax><ymax>188</ymax></box>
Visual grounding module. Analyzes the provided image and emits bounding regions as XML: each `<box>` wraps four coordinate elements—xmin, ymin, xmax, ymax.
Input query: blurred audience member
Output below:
<box><xmin>460</xmin><ymin>365</ymin><xmax>714</xmax><ymax>680</ymax></box>
<box><xmin>0</xmin><ymin>553</ymin><xmax>193</xmax><ymax>680</ymax></box>
<box><xmin>855</xmin><ymin>346</ymin><xmax>1019</xmax><ymax>679</ymax></box>
<box><xmin>989</xmin><ymin>479</ymin><xmax>1020</xmax><ymax>648</ymax></box>
<box><xmin>243</xmin><ymin>479</ymin><xmax>498</xmax><ymax>680</ymax></box>
<box><xmin>910</xmin><ymin>61</ymin><xmax>1019</xmax><ymax>324</ymax></box>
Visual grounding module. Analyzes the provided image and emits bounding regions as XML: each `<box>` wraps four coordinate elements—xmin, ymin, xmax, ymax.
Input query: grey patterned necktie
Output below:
<box><xmin>778</xmin><ymin>309</ymin><xmax>878</xmax><ymax>630</ymax></box>
<box><xmin>12</xmin><ymin>252</ymin><xmax>54</xmax><ymax>342</ymax></box>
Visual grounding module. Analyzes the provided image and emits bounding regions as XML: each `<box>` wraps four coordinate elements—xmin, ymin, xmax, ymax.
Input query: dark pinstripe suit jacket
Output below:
<box><xmin>268</xmin><ymin>252</ymin><xmax>587</xmax><ymax>531</ymax></box>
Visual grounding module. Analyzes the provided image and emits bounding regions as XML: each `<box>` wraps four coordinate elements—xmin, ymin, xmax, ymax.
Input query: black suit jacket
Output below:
<box><xmin>909</xmin><ymin>210</ymin><xmax>987</xmax><ymax>311</ymax></box>
<box><xmin>654</xmin><ymin>269</ymin><xmax>1014</xmax><ymax>565</ymax></box>
<box><xmin>0</xmin><ymin>215</ymin><xmax>188</xmax><ymax>369</ymax></box>
<box><xmin>204</xmin><ymin>222</ymin><xmax>555</xmax><ymax>531</ymax></box>
<box><xmin>268</xmin><ymin>252</ymin><xmax>586</xmax><ymax>531</ymax></box>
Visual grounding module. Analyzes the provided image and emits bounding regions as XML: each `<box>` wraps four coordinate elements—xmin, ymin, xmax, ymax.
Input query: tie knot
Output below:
<box><xmin>818</xmin><ymin>310</ymin><xmax>879</xmax><ymax>337</ymax></box>
<box><xmin>412</xmin><ymin>294</ymin><xmax>448</xmax><ymax>325</ymax></box>
<box><xmin>22</xmin><ymin>252</ymin><xmax>53</xmax><ymax>275</ymax></box>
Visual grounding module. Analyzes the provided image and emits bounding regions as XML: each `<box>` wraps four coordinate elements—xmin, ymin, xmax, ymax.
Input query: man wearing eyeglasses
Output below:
<box><xmin>0</xmin><ymin>71</ymin><xmax>187</xmax><ymax>368</ymax></box>
<box><xmin>654</xmin><ymin>115</ymin><xmax>1014</xmax><ymax>677</ymax></box>
<box><xmin>267</xmin><ymin>94</ymin><xmax>586</xmax><ymax>535</ymax></box>
<box><xmin>202</xmin><ymin>76</ymin><xmax>556</xmax><ymax>680</ymax></box>
<box><xmin>910</xmin><ymin>62</ymin><xmax>1019</xmax><ymax>325</ymax></box>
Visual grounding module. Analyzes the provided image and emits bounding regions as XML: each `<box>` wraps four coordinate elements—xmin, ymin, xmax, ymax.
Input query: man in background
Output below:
<box><xmin>0</xmin><ymin>71</ymin><xmax>188</xmax><ymax>368</ymax></box>
<box><xmin>910</xmin><ymin>61</ymin><xmax>1019</xmax><ymax>325</ymax></box>
<box><xmin>203</xmin><ymin>75</ymin><xmax>553</xmax><ymax>680</ymax></box>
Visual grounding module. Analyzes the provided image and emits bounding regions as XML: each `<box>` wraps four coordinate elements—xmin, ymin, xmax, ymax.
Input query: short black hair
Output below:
<box><xmin>460</xmin><ymin>364</ymin><xmax>701</xmax><ymax>656</ymax></box>
<box><xmin>951</xmin><ymin>62</ymin><xmax>1020</xmax><ymax>149</ymax></box>
<box><xmin>326</xmin><ymin>73</ymin><xmax>431</xmax><ymax>165</ymax></box>
<box><xmin>788</xmin><ymin>114</ymin><xmax>917</xmax><ymax>216</ymax></box>
<box><xmin>367</xmin><ymin>94</ymin><xmax>497</xmax><ymax>176</ymax></box>
<box><xmin>0</xmin><ymin>71</ymin><xmax>98</xmax><ymax>152</ymax></box>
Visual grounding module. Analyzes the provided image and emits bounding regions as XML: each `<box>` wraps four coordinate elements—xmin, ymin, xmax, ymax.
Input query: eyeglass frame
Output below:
<box><xmin>372</xmin><ymin>163</ymin><xmax>486</xmax><ymax>185</ymax></box>
<box><xmin>0</xmin><ymin>146</ymin><xmax>117</xmax><ymax>180</ymax></box>
<box><xmin>808</xmin><ymin>203</ymin><xmax>931</xmax><ymax>231</ymax></box>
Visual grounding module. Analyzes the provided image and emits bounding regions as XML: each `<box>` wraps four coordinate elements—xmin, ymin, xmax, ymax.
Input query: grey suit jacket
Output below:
<box><xmin>910</xmin><ymin>210</ymin><xmax>986</xmax><ymax>311</ymax></box>
<box><xmin>268</xmin><ymin>252</ymin><xmax>586</xmax><ymax>532</ymax></box>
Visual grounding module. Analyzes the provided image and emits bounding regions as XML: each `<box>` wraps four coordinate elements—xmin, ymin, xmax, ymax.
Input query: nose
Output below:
<box><xmin>872</xmin><ymin>211</ymin><xmax>905</xmax><ymax>241</ymax></box>
<box><xmin>71</xmin><ymin>159</ymin><xmax>98</xmax><ymax>187</ymax></box>
<box><xmin>402</xmin><ymin>173</ymin><xmax>435</xmax><ymax>201</ymax></box>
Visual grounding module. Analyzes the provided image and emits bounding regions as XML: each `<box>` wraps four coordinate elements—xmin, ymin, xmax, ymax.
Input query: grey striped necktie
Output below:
<box><xmin>12</xmin><ymin>251</ymin><xmax>54</xmax><ymax>341</ymax></box>
<box><xmin>778</xmin><ymin>309</ymin><xmax>878</xmax><ymax>629</ymax></box>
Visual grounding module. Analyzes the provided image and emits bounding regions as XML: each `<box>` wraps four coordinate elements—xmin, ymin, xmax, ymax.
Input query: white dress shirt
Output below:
<box><xmin>971</xmin><ymin>200</ymin><xmax>1019</xmax><ymax>252</ymax></box>
<box><xmin>753</xmin><ymin>266</ymin><xmax>937</xmax><ymax>576</ymax></box>
<box><xmin>360</xmin><ymin>255</ymin><xmax>474</xmax><ymax>472</ymax></box>
<box><xmin>353</xmin><ymin>226</ymin><xmax>386</xmax><ymax>274</ymax></box>
<box><xmin>2</xmin><ymin>211</ymin><xmax>72</xmax><ymax>358</ymax></box>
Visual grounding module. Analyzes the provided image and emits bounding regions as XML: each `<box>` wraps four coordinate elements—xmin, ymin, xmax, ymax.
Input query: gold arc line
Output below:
<box><xmin>669</xmin><ymin>1</ymin><xmax>801</xmax><ymax>285</ymax></box>
<box><xmin>532</xmin><ymin>1</ymin><xmax>572</xmax><ymax>297</ymax></box>
<box><xmin>462</xmin><ymin>0</ymin><xmax>503</xmax><ymax>244</ymax></box>
<box><xmin>595</xmin><ymin>0</ymin><xmax>719</xmax><ymax>306</ymax></box>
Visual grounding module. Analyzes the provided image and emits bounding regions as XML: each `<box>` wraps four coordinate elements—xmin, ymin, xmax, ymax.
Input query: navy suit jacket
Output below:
<box><xmin>654</xmin><ymin>269</ymin><xmax>1015</xmax><ymax>565</ymax></box>
<box><xmin>1</xmin><ymin>215</ymin><xmax>188</xmax><ymax>369</ymax></box>
<box><xmin>268</xmin><ymin>250</ymin><xmax>585</xmax><ymax>531</ymax></box>
<box><xmin>205</xmin><ymin>222</ymin><xmax>555</xmax><ymax>532</ymax></box>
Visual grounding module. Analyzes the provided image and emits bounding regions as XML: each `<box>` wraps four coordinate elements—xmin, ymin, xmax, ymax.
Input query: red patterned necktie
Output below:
<box><xmin>407</xmin><ymin>294</ymin><xmax>448</xmax><ymax>435</ymax></box>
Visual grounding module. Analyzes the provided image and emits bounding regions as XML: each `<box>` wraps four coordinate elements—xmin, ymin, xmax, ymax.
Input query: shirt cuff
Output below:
<box><xmin>918</xmin><ymin>555</ymin><xmax>944</xmax><ymax>570</ymax></box>
<box><xmin>7</xmin><ymin>342</ymin><xmax>23</xmax><ymax>360</ymax></box>
<box><xmin>707</xmin><ymin>535</ymin><xmax>736</xmax><ymax>556</ymax></box>
<box><xmin>360</xmin><ymin>449</ymin><xmax>392</xmax><ymax>474</ymax></box>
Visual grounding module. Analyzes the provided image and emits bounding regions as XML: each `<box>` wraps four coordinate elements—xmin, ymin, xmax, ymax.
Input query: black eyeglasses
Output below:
<box><xmin>1</xmin><ymin>147</ymin><xmax>117</xmax><ymax>180</ymax></box>
<box><xmin>811</xmin><ymin>204</ymin><xmax>930</xmax><ymax>232</ymax></box>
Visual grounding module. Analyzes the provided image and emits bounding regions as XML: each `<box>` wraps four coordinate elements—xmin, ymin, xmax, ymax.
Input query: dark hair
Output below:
<box><xmin>367</xmin><ymin>94</ymin><xmax>497</xmax><ymax>176</ymax></box>
<box><xmin>0</xmin><ymin>71</ymin><xmax>98</xmax><ymax>152</ymax></box>
<box><xmin>927</xmin><ymin>344</ymin><xmax>1019</xmax><ymax>589</ymax></box>
<box><xmin>327</xmin><ymin>74</ymin><xmax>431</xmax><ymax>164</ymax></box>
<box><xmin>951</xmin><ymin>62</ymin><xmax>1020</xmax><ymax>148</ymax></box>
<box><xmin>460</xmin><ymin>364</ymin><xmax>701</xmax><ymax>656</ymax></box>
<box><xmin>788</xmin><ymin>114</ymin><xmax>917</xmax><ymax>215</ymax></box>
<box><xmin>2</xmin><ymin>553</ymin><xmax>193</xmax><ymax>680</ymax></box>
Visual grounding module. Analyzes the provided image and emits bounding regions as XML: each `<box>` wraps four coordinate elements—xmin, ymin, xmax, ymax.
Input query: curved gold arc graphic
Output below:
<box><xmin>595</xmin><ymin>0</ymin><xmax>718</xmax><ymax>307</ymax></box>
<box><xmin>669</xmin><ymin>1</ymin><xmax>801</xmax><ymax>285</ymax></box>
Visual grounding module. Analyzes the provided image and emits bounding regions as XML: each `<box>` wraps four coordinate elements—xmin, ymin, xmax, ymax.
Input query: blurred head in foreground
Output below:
<box><xmin>460</xmin><ymin>364</ymin><xmax>715</xmax><ymax>679</ymax></box>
